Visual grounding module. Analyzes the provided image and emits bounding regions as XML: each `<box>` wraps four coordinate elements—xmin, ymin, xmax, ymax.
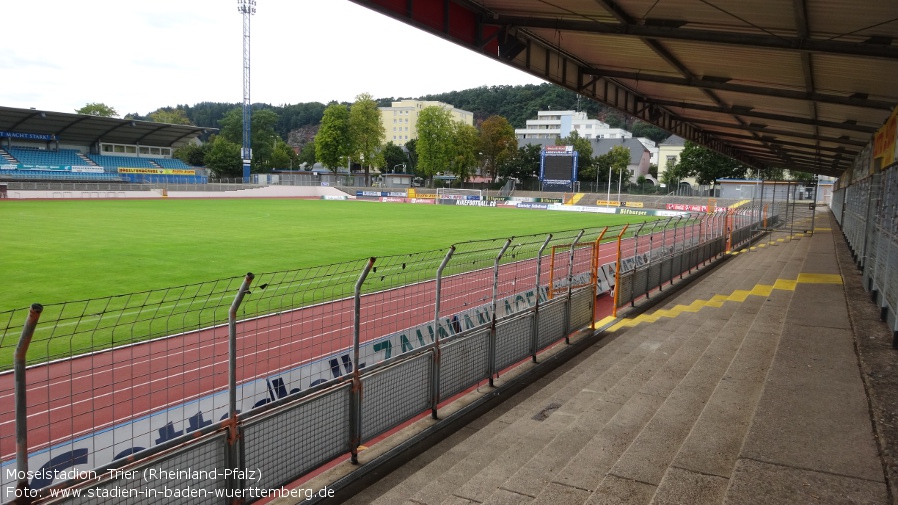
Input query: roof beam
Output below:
<box><xmin>490</xmin><ymin>16</ymin><xmax>898</xmax><ymax>59</ymax></box>
<box><xmin>587</xmin><ymin>0</ymin><xmax>781</xmax><ymax>166</ymax></box>
<box><xmin>581</xmin><ymin>68</ymin><xmax>893</xmax><ymax>110</ymax></box>
<box><xmin>648</xmin><ymin>98</ymin><xmax>877</xmax><ymax>133</ymax></box>
<box><xmin>721</xmin><ymin>140</ymin><xmax>845</xmax><ymax>165</ymax></box>
<box><xmin>136</xmin><ymin>124</ymin><xmax>170</xmax><ymax>144</ymax></box>
<box><xmin>710</xmin><ymin>131</ymin><xmax>857</xmax><ymax>156</ymax></box>
<box><xmin>675</xmin><ymin>116</ymin><xmax>869</xmax><ymax>147</ymax></box>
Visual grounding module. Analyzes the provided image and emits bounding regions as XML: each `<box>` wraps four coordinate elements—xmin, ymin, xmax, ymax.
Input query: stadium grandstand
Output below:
<box><xmin>0</xmin><ymin>106</ymin><xmax>211</xmax><ymax>184</ymax></box>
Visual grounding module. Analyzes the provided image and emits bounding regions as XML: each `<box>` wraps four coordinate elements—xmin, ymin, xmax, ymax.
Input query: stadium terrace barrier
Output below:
<box><xmin>833</xmin><ymin>162</ymin><xmax>898</xmax><ymax>345</ymax></box>
<box><xmin>0</xmin><ymin>209</ymin><xmax>770</xmax><ymax>503</ymax></box>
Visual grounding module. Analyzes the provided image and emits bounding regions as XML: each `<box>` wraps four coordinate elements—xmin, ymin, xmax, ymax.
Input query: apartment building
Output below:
<box><xmin>379</xmin><ymin>100</ymin><xmax>474</xmax><ymax>145</ymax></box>
<box><xmin>515</xmin><ymin>110</ymin><xmax>632</xmax><ymax>140</ymax></box>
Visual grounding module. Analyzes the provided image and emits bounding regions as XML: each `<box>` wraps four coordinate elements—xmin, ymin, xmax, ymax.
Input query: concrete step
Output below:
<box><xmin>443</xmin><ymin>310</ymin><xmax>712</xmax><ymax>503</ymax></box>
<box><xmin>723</xmin><ymin>224</ymin><xmax>887</xmax><ymax>504</ymax></box>
<box><xmin>647</xmin><ymin>234</ymin><xmax>811</xmax><ymax>505</ymax></box>
<box><xmin>591</xmin><ymin>235</ymin><xmax>808</xmax><ymax>504</ymax></box>
<box><xmin>485</xmin><ymin>235</ymin><xmax>808</xmax><ymax>504</ymax></box>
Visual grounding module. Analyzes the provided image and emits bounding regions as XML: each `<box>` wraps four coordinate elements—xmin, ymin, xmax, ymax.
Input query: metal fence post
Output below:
<box><xmin>431</xmin><ymin>247</ymin><xmax>455</xmax><ymax>419</ymax></box>
<box><xmin>14</xmin><ymin>303</ymin><xmax>43</xmax><ymax>505</ymax></box>
<box><xmin>531</xmin><ymin>235</ymin><xmax>552</xmax><ymax>362</ymax></box>
<box><xmin>674</xmin><ymin>216</ymin><xmax>683</xmax><ymax>282</ymax></box>
<box><xmin>612</xmin><ymin>225</ymin><xmax>629</xmax><ymax>318</ymax></box>
<box><xmin>350</xmin><ymin>258</ymin><xmax>375</xmax><ymax>464</ymax></box>
<box><xmin>564</xmin><ymin>231</ymin><xmax>585</xmax><ymax>343</ymax></box>
<box><xmin>489</xmin><ymin>239</ymin><xmax>513</xmax><ymax>386</ymax></box>
<box><xmin>726</xmin><ymin>210</ymin><xmax>734</xmax><ymax>252</ymax></box>
<box><xmin>227</xmin><ymin>273</ymin><xmax>253</xmax><ymax>493</ymax></box>
<box><xmin>590</xmin><ymin>228</ymin><xmax>608</xmax><ymax>328</ymax></box>
<box><xmin>645</xmin><ymin>221</ymin><xmax>662</xmax><ymax>297</ymax></box>
<box><xmin>659</xmin><ymin>217</ymin><xmax>672</xmax><ymax>290</ymax></box>
<box><xmin>688</xmin><ymin>215</ymin><xmax>696</xmax><ymax>274</ymax></box>
<box><xmin>630</xmin><ymin>223</ymin><xmax>646</xmax><ymax>307</ymax></box>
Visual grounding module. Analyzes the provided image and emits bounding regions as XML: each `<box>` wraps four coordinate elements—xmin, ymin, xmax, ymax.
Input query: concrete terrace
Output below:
<box><xmin>289</xmin><ymin>210</ymin><xmax>896</xmax><ymax>505</ymax></box>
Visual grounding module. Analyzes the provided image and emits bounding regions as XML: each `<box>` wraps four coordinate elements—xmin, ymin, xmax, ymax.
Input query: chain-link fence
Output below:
<box><xmin>0</xmin><ymin>209</ymin><xmax>765</xmax><ymax>503</ymax></box>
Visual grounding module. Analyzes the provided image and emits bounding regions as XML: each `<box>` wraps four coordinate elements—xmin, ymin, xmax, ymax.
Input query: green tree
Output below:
<box><xmin>557</xmin><ymin>131</ymin><xmax>594</xmax><ymax>182</ymax></box>
<box><xmin>416</xmin><ymin>106</ymin><xmax>455</xmax><ymax>179</ymax></box>
<box><xmin>478</xmin><ymin>115</ymin><xmax>517</xmax><ymax>182</ymax></box>
<box><xmin>661</xmin><ymin>155</ymin><xmax>689</xmax><ymax>188</ymax></box>
<box><xmin>217</xmin><ymin>108</ymin><xmax>281</xmax><ymax>171</ymax></box>
<box><xmin>788</xmin><ymin>170</ymin><xmax>815</xmax><ymax>182</ymax></box>
<box><xmin>608</xmin><ymin>144</ymin><xmax>632</xmax><ymax>183</ymax></box>
<box><xmin>405</xmin><ymin>139</ymin><xmax>418</xmax><ymax>175</ymax></box>
<box><xmin>173</xmin><ymin>143</ymin><xmax>207</xmax><ymax>167</ymax></box>
<box><xmin>677</xmin><ymin>141</ymin><xmax>747</xmax><ymax>186</ymax></box>
<box><xmin>270</xmin><ymin>137</ymin><xmax>298</xmax><ymax>169</ymax></box>
<box><xmin>297</xmin><ymin>138</ymin><xmax>317</xmax><ymax>168</ymax></box>
<box><xmin>316</xmin><ymin>103</ymin><xmax>352</xmax><ymax>171</ymax></box>
<box><xmin>203</xmin><ymin>135</ymin><xmax>241</xmax><ymax>178</ymax></box>
<box><xmin>148</xmin><ymin>108</ymin><xmax>192</xmax><ymax>125</ymax></box>
<box><xmin>380</xmin><ymin>142</ymin><xmax>408</xmax><ymax>172</ymax></box>
<box><xmin>76</xmin><ymin>102</ymin><xmax>118</xmax><ymax>117</ymax></box>
<box><xmin>349</xmin><ymin>93</ymin><xmax>385</xmax><ymax>185</ymax></box>
<box><xmin>630</xmin><ymin>121</ymin><xmax>670</xmax><ymax>143</ymax></box>
<box><xmin>451</xmin><ymin>122</ymin><xmax>480</xmax><ymax>183</ymax></box>
<box><xmin>499</xmin><ymin>144</ymin><xmax>542</xmax><ymax>185</ymax></box>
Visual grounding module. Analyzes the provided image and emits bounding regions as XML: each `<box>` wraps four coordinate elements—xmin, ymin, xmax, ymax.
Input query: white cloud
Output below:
<box><xmin>5</xmin><ymin>1</ymin><xmax>545</xmax><ymax>115</ymax></box>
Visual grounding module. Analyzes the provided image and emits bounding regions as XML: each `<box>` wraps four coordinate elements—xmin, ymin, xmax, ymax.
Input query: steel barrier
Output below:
<box><xmin>834</xmin><ymin>163</ymin><xmax>898</xmax><ymax>346</ymax></box>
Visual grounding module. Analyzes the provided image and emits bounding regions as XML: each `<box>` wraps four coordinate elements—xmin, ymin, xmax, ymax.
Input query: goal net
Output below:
<box><xmin>436</xmin><ymin>187</ymin><xmax>483</xmax><ymax>200</ymax></box>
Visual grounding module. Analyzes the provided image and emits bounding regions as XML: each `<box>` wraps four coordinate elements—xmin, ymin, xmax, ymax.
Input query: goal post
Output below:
<box><xmin>436</xmin><ymin>187</ymin><xmax>483</xmax><ymax>200</ymax></box>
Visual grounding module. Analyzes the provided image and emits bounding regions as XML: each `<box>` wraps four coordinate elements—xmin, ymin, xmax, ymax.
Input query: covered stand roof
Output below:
<box><xmin>352</xmin><ymin>0</ymin><xmax>898</xmax><ymax>178</ymax></box>
<box><xmin>0</xmin><ymin>107</ymin><xmax>212</xmax><ymax>148</ymax></box>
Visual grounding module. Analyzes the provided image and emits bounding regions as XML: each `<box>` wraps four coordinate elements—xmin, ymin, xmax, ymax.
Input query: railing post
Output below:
<box><xmin>531</xmin><ymin>235</ymin><xmax>552</xmax><ymax>362</ymax></box>
<box><xmin>226</xmin><ymin>273</ymin><xmax>253</xmax><ymax>494</ymax></box>
<box><xmin>660</xmin><ymin>217</ymin><xmax>672</xmax><ymax>290</ymax></box>
<box><xmin>431</xmin><ymin>247</ymin><xmax>455</xmax><ymax>419</ymax></box>
<box><xmin>489</xmin><ymin>239</ymin><xmax>513</xmax><ymax>386</ymax></box>
<box><xmin>674</xmin><ymin>216</ymin><xmax>683</xmax><ymax>282</ymax></box>
<box><xmin>630</xmin><ymin>223</ymin><xmax>646</xmax><ymax>307</ymax></box>
<box><xmin>612</xmin><ymin>225</ymin><xmax>629</xmax><ymax>318</ymax></box>
<box><xmin>349</xmin><ymin>258</ymin><xmax>375</xmax><ymax>464</ymax></box>
<box><xmin>645</xmin><ymin>221</ymin><xmax>662</xmax><ymax>297</ymax></box>
<box><xmin>14</xmin><ymin>303</ymin><xmax>43</xmax><ymax>505</ymax></box>
<box><xmin>564</xmin><ymin>231</ymin><xmax>585</xmax><ymax>343</ymax></box>
<box><xmin>590</xmin><ymin>228</ymin><xmax>608</xmax><ymax>328</ymax></box>
<box><xmin>688</xmin><ymin>215</ymin><xmax>696</xmax><ymax>274</ymax></box>
<box><xmin>726</xmin><ymin>209</ymin><xmax>734</xmax><ymax>252</ymax></box>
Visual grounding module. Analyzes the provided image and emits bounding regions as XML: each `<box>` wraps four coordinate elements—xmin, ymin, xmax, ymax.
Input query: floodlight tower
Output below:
<box><xmin>238</xmin><ymin>0</ymin><xmax>256</xmax><ymax>182</ymax></box>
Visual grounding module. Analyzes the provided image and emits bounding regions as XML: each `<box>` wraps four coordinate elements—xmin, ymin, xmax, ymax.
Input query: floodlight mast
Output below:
<box><xmin>238</xmin><ymin>0</ymin><xmax>256</xmax><ymax>182</ymax></box>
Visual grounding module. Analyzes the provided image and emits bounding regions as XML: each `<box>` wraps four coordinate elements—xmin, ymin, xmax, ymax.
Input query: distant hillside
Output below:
<box><xmin>175</xmin><ymin>83</ymin><xmax>670</xmax><ymax>146</ymax></box>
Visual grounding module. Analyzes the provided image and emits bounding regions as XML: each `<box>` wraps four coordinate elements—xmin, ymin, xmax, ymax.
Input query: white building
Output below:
<box><xmin>379</xmin><ymin>100</ymin><xmax>474</xmax><ymax>145</ymax></box>
<box><xmin>515</xmin><ymin>110</ymin><xmax>631</xmax><ymax>140</ymax></box>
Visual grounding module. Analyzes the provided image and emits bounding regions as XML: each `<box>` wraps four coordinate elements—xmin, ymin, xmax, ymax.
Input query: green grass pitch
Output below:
<box><xmin>0</xmin><ymin>198</ymin><xmax>652</xmax><ymax>312</ymax></box>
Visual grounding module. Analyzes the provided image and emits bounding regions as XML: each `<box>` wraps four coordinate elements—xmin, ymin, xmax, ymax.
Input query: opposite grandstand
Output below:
<box><xmin>0</xmin><ymin>106</ymin><xmax>210</xmax><ymax>184</ymax></box>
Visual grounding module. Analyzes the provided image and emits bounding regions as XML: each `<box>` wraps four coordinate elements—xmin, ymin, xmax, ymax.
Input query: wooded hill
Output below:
<box><xmin>166</xmin><ymin>83</ymin><xmax>670</xmax><ymax>146</ymax></box>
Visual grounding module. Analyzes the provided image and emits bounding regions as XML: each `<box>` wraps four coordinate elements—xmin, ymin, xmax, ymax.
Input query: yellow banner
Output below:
<box><xmin>596</xmin><ymin>200</ymin><xmax>621</xmax><ymax>207</ymax></box>
<box><xmin>117</xmin><ymin>168</ymin><xmax>196</xmax><ymax>175</ymax></box>
<box><xmin>874</xmin><ymin>108</ymin><xmax>897</xmax><ymax>168</ymax></box>
<box><xmin>623</xmin><ymin>201</ymin><xmax>644</xmax><ymax>208</ymax></box>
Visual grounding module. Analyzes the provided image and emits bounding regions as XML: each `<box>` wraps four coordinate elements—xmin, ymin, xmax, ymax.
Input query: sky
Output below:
<box><xmin>2</xmin><ymin>1</ymin><xmax>547</xmax><ymax>116</ymax></box>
